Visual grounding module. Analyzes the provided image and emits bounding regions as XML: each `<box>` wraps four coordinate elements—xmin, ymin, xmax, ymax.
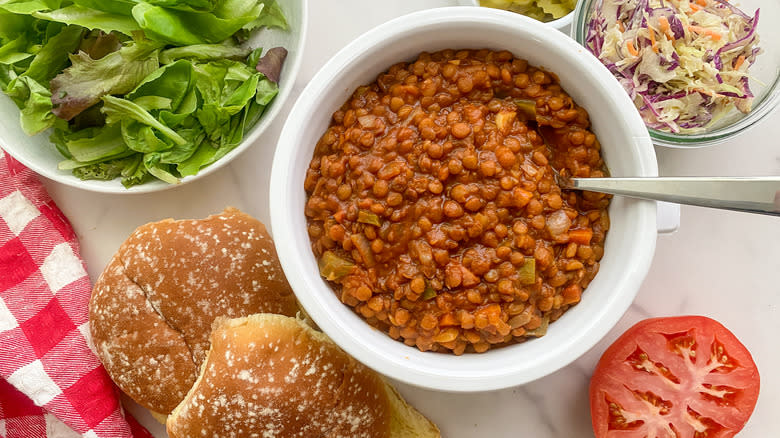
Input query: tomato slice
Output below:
<box><xmin>590</xmin><ymin>316</ymin><xmax>760</xmax><ymax>438</ymax></box>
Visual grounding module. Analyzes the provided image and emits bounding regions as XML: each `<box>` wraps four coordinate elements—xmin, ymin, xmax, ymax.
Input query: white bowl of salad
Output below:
<box><xmin>572</xmin><ymin>0</ymin><xmax>780</xmax><ymax>147</ymax></box>
<box><xmin>461</xmin><ymin>0</ymin><xmax>580</xmax><ymax>31</ymax></box>
<box><xmin>0</xmin><ymin>0</ymin><xmax>307</xmax><ymax>192</ymax></box>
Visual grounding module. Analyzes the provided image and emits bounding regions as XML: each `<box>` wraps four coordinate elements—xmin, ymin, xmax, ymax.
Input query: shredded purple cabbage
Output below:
<box><xmin>711</xmin><ymin>0</ymin><xmax>750</xmax><ymax>20</ymax></box>
<box><xmin>668</xmin><ymin>15</ymin><xmax>685</xmax><ymax>39</ymax></box>
<box><xmin>717</xmin><ymin>10</ymin><xmax>759</xmax><ymax>55</ymax></box>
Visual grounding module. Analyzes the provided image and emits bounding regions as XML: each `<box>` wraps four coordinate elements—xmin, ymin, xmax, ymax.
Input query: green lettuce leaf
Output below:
<box><xmin>120</xmin><ymin>154</ymin><xmax>151</xmax><ymax>187</ymax></box>
<box><xmin>254</xmin><ymin>76</ymin><xmax>277</xmax><ymax>105</ymax></box>
<box><xmin>127</xmin><ymin>59</ymin><xmax>193</xmax><ymax>109</ymax></box>
<box><xmin>70</xmin><ymin>0</ymin><xmax>138</xmax><ymax>16</ymax></box>
<box><xmin>159</xmin><ymin>124</ymin><xmax>203</xmax><ymax>163</ymax></box>
<box><xmin>49</xmin><ymin>126</ymin><xmax>72</xmax><ymax>158</ymax></box>
<box><xmin>176</xmin><ymin>140</ymin><xmax>217</xmax><ymax>176</ymax></box>
<box><xmin>120</xmin><ymin>120</ymin><xmax>171</xmax><ymax>152</ymax></box>
<box><xmin>0</xmin><ymin>12</ymin><xmax>50</xmax><ymax>79</ymax></box>
<box><xmin>1</xmin><ymin>24</ymin><xmax>81</xmax><ymax>134</ymax></box>
<box><xmin>131</xmin><ymin>0</ymin><xmax>264</xmax><ymax>45</ymax></box>
<box><xmin>0</xmin><ymin>9</ymin><xmax>35</xmax><ymax>41</ymax></box>
<box><xmin>0</xmin><ymin>36</ymin><xmax>34</xmax><ymax>65</ymax></box>
<box><xmin>0</xmin><ymin>0</ymin><xmax>65</xmax><ymax>15</ymax></box>
<box><xmin>159</xmin><ymin>42</ymin><xmax>250</xmax><ymax>64</ymax></box>
<box><xmin>50</xmin><ymin>37</ymin><xmax>161</xmax><ymax>119</ymax></box>
<box><xmin>71</xmin><ymin>154</ymin><xmax>141</xmax><ymax>181</ymax></box>
<box><xmin>241</xmin><ymin>0</ymin><xmax>286</xmax><ymax>32</ymax></box>
<box><xmin>101</xmin><ymin>95</ymin><xmax>187</xmax><ymax>145</ymax></box>
<box><xmin>142</xmin><ymin>151</ymin><xmax>178</xmax><ymax>183</ymax></box>
<box><xmin>63</xmin><ymin>123</ymin><xmax>128</xmax><ymax>162</ymax></box>
<box><xmin>4</xmin><ymin>76</ymin><xmax>55</xmax><ymax>134</ymax></box>
<box><xmin>23</xmin><ymin>24</ymin><xmax>83</xmax><ymax>86</ymax></box>
<box><xmin>144</xmin><ymin>0</ymin><xmax>217</xmax><ymax>12</ymax></box>
<box><xmin>34</xmin><ymin>5</ymin><xmax>142</xmax><ymax>36</ymax></box>
<box><xmin>192</xmin><ymin>59</ymin><xmax>257</xmax><ymax>140</ymax></box>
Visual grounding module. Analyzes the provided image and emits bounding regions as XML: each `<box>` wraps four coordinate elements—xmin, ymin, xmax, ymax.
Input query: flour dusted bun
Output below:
<box><xmin>166</xmin><ymin>314</ymin><xmax>440</xmax><ymax>438</ymax></box>
<box><xmin>89</xmin><ymin>208</ymin><xmax>298</xmax><ymax>417</ymax></box>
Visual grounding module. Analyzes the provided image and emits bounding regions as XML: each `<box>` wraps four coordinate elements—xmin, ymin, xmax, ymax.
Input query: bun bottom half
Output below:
<box><xmin>166</xmin><ymin>314</ymin><xmax>440</xmax><ymax>438</ymax></box>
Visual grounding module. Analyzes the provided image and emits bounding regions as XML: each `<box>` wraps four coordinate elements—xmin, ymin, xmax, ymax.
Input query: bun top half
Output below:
<box><xmin>89</xmin><ymin>207</ymin><xmax>298</xmax><ymax>415</ymax></box>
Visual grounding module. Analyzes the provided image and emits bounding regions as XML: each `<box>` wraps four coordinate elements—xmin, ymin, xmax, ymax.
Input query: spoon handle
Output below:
<box><xmin>567</xmin><ymin>177</ymin><xmax>780</xmax><ymax>216</ymax></box>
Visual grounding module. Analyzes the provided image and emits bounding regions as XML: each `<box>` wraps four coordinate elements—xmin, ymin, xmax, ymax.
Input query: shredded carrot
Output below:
<box><xmin>734</xmin><ymin>55</ymin><xmax>746</xmax><ymax>70</ymax></box>
<box><xmin>626</xmin><ymin>41</ymin><xmax>639</xmax><ymax>56</ymax></box>
<box><xmin>618</xmin><ymin>20</ymin><xmax>625</xmax><ymax>32</ymax></box>
<box><xmin>693</xmin><ymin>87</ymin><xmax>715</xmax><ymax>97</ymax></box>
<box><xmin>648</xmin><ymin>27</ymin><xmax>659</xmax><ymax>53</ymax></box>
<box><xmin>658</xmin><ymin>16</ymin><xmax>674</xmax><ymax>39</ymax></box>
<box><xmin>688</xmin><ymin>25</ymin><xmax>721</xmax><ymax>41</ymax></box>
<box><xmin>696</xmin><ymin>0</ymin><xmax>707</xmax><ymax>5</ymax></box>
<box><xmin>568</xmin><ymin>229</ymin><xmax>593</xmax><ymax>245</ymax></box>
<box><xmin>689</xmin><ymin>3</ymin><xmax>701</xmax><ymax>12</ymax></box>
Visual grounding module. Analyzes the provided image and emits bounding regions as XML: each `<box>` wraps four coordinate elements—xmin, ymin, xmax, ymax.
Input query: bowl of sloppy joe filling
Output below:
<box><xmin>270</xmin><ymin>6</ymin><xmax>658</xmax><ymax>392</ymax></box>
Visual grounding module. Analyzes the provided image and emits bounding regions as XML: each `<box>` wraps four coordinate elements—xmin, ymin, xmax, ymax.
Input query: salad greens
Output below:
<box><xmin>0</xmin><ymin>0</ymin><xmax>288</xmax><ymax>187</ymax></box>
<box><xmin>585</xmin><ymin>0</ymin><xmax>761</xmax><ymax>134</ymax></box>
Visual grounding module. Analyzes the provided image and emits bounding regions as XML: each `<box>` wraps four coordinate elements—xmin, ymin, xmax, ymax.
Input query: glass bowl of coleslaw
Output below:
<box><xmin>572</xmin><ymin>0</ymin><xmax>780</xmax><ymax>147</ymax></box>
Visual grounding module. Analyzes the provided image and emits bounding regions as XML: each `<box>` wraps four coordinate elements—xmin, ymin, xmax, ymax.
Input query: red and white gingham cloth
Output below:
<box><xmin>0</xmin><ymin>151</ymin><xmax>152</xmax><ymax>438</ymax></box>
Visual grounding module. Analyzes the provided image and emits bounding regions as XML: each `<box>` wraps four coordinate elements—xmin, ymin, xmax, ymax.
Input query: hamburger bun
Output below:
<box><xmin>89</xmin><ymin>208</ymin><xmax>298</xmax><ymax>417</ymax></box>
<box><xmin>167</xmin><ymin>314</ymin><xmax>441</xmax><ymax>438</ymax></box>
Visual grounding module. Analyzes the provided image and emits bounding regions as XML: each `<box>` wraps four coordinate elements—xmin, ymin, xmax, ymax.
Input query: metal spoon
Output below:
<box><xmin>559</xmin><ymin>176</ymin><xmax>780</xmax><ymax>216</ymax></box>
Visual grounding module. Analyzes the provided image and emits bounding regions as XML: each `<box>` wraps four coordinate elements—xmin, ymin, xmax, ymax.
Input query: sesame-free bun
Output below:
<box><xmin>166</xmin><ymin>314</ymin><xmax>441</xmax><ymax>438</ymax></box>
<box><xmin>89</xmin><ymin>208</ymin><xmax>298</xmax><ymax>416</ymax></box>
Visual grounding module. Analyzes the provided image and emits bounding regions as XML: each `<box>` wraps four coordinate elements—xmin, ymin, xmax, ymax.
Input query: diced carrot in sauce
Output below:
<box><xmin>568</xmin><ymin>228</ymin><xmax>593</xmax><ymax>245</ymax></box>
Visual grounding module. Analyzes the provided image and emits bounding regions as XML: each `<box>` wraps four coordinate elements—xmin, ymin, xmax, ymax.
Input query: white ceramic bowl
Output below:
<box><xmin>0</xmin><ymin>0</ymin><xmax>307</xmax><ymax>194</ymax></box>
<box><xmin>459</xmin><ymin>0</ymin><xmax>577</xmax><ymax>31</ymax></box>
<box><xmin>270</xmin><ymin>7</ymin><xmax>657</xmax><ymax>392</ymax></box>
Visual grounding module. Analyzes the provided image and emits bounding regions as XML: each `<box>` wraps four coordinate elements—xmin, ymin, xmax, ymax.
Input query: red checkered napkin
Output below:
<box><xmin>0</xmin><ymin>151</ymin><xmax>152</xmax><ymax>438</ymax></box>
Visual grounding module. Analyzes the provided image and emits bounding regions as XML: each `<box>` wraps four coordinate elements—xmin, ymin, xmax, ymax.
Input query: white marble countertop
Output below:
<box><xmin>41</xmin><ymin>1</ymin><xmax>780</xmax><ymax>436</ymax></box>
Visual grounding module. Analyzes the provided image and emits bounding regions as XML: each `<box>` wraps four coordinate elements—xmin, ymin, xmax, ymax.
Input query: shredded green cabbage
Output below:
<box><xmin>585</xmin><ymin>0</ymin><xmax>762</xmax><ymax>133</ymax></box>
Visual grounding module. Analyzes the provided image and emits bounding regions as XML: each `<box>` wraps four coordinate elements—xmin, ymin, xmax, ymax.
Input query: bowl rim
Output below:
<box><xmin>570</xmin><ymin>0</ymin><xmax>780</xmax><ymax>147</ymax></box>
<box><xmin>0</xmin><ymin>0</ymin><xmax>309</xmax><ymax>194</ymax></box>
<box><xmin>270</xmin><ymin>6</ymin><xmax>658</xmax><ymax>392</ymax></box>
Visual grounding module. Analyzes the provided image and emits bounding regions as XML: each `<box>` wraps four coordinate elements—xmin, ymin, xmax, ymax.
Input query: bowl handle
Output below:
<box><xmin>657</xmin><ymin>201</ymin><xmax>680</xmax><ymax>234</ymax></box>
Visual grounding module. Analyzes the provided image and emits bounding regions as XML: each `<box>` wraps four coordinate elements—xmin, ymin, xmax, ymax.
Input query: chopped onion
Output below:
<box><xmin>546</xmin><ymin>209</ymin><xmax>571</xmax><ymax>237</ymax></box>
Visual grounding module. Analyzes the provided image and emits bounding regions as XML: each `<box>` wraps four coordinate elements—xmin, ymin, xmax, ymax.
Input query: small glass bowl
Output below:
<box><xmin>571</xmin><ymin>0</ymin><xmax>780</xmax><ymax>147</ymax></box>
<box><xmin>460</xmin><ymin>0</ymin><xmax>577</xmax><ymax>32</ymax></box>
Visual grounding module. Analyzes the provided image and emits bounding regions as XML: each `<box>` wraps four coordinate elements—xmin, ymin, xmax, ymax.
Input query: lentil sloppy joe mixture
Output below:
<box><xmin>304</xmin><ymin>49</ymin><xmax>611</xmax><ymax>354</ymax></box>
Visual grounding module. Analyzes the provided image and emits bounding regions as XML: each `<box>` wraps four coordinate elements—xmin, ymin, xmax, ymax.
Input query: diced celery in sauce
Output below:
<box><xmin>421</xmin><ymin>284</ymin><xmax>438</xmax><ymax>301</ymax></box>
<box><xmin>518</xmin><ymin>257</ymin><xmax>536</xmax><ymax>285</ymax></box>
<box><xmin>525</xmin><ymin>315</ymin><xmax>549</xmax><ymax>337</ymax></box>
<box><xmin>357</xmin><ymin>210</ymin><xmax>382</xmax><ymax>226</ymax></box>
<box><xmin>318</xmin><ymin>251</ymin><xmax>355</xmax><ymax>281</ymax></box>
<box><xmin>514</xmin><ymin>99</ymin><xmax>537</xmax><ymax>119</ymax></box>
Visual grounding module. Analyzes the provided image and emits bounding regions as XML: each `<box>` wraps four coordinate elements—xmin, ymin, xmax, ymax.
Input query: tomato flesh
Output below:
<box><xmin>590</xmin><ymin>316</ymin><xmax>760</xmax><ymax>438</ymax></box>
